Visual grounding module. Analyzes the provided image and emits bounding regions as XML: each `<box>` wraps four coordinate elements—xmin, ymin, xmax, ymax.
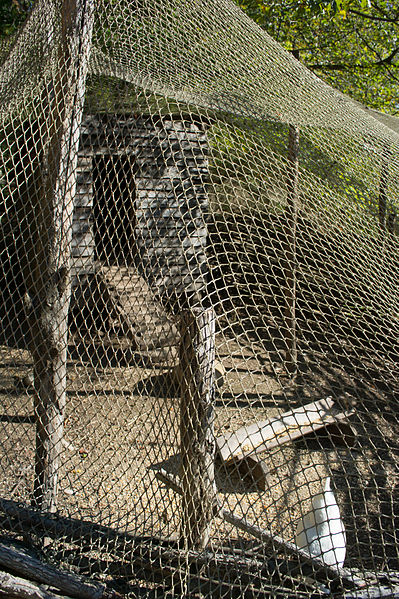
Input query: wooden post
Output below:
<box><xmin>378</xmin><ymin>150</ymin><xmax>390</xmax><ymax>233</ymax></box>
<box><xmin>179</xmin><ymin>307</ymin><xmax>217</xmax><ymax>550</ymax></box>
<box><xmin>27</xmin><ymin>0</ymin><xmax>95</xmax><ymax>512</ymax></box>
<box><xmin>283</xmin><ymin>124</ymin><xmax>300</xmax><ymax>374</ymax></box>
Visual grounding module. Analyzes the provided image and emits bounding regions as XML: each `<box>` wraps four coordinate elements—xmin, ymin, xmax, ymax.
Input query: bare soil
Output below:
<box><xmin>0</xmin><ymin>323</ymin><xmax>398</xmax><ymax>577</ymax></box>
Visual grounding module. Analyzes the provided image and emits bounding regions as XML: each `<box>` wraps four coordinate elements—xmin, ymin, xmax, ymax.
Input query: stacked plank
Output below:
<box><xmin>70</xmin><ymin>265</ymin><xmax>179</xmax><ymax>364</ymax></box>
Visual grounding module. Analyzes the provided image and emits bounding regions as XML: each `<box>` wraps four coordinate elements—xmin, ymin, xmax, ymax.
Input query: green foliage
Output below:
<box><xmin>0</xmin><ymin>0</ymin><xmax>32</xmax><ymax>38</ymax></box>
<box><xmin>236</xmin><ymin>0</ymin><xmax>399</xmax><ymax>113</ymax></box>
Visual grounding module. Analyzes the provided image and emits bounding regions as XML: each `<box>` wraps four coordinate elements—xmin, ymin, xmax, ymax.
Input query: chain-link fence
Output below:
<box><xmin>0</xmin><ymin>0</ymin><xmax>399</xmax><ymax>597</ymax></box>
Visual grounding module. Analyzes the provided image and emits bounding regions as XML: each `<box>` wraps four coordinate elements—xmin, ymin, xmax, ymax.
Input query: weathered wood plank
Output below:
<box><xmin>216</xmin><ymin>397</ymin><xmax>355</xmax><ymax>463</ymax></box>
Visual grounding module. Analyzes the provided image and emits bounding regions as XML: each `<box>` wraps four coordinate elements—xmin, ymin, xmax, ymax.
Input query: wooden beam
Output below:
<box><xmin>28</xmin><ymin>0</ymin><xmax>95</xmax><ymax>512</ymax></box>
<box><xmin>283</xmin><ymin>123</ymin><xmax>300</xmax><ymax>374</ymax></box>
<box><xmin>178</xmin><ymin>307</ymin><xmax>217</xmax><ymax>550</ymax></box>
<box><xmin>216</xmin><ymin>397</ymin><xmax>355</xmax><ymax>463</ymax></box>
<box><xmin>0</xmin><ymin>495</ymin><xmax>366</xmax><ymax>592</ymax></box>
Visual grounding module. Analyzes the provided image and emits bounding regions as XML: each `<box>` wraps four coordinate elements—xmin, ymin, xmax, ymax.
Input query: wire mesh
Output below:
<box><xmin>0</xmin><ymin>0</ymin><xmax>399</xmax><ymax>597</ymax></box>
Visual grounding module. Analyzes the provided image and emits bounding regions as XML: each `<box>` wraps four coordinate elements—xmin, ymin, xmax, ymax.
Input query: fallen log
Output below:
<box><xmin>0</xmin><ymin>511</ymin><xmax>320</xmax><ymax>599</ymax></box>
<box><xmin>0</xmin><ymin>569</ymin><xmax>67</xmax><ymax>599</ymax></box>
<box><xmin>0</xmin><ymin>542</ymin><xmax>106</xmax><ymax>599</ymax></box>
<box><xmin>0</xmin><ymin>498</ymin><xmax>130</xmax><ymax>549</ymax></box>
<box><xmin>71</xmin><ymin>538</ymin><xmax>330</xmax><ymax>599</ymax></box>
<box><xmin>0</xmin><ymin>495</ymin><xmax>364</xmax><ymax>593</ymax></box>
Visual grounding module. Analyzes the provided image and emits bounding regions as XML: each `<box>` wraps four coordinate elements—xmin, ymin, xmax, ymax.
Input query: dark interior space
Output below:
<box><xmin>93</xmin><ymin>154</ymin><xmax>136</xmax><ymax>264</ymax></box>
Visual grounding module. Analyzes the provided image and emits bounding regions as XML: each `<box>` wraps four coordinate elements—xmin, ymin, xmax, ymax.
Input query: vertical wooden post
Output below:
<box><xmin>378</xmin><ymin>150</ymin><xmax>390</xmax><ymax>233</ymax></box>
<box><xmin>179</xmin><ymin>307</ymin><xmax>217</xmax><ymax>550</ymax></box>
<box><xmin>387</xmin><ymin>208</ymin><xmax>397</xmax><ymax>234</ymax></box>
<box><xmin>28</xmin><ymin>0</ymin><xmax>95</xmax><ymax>512</ymax></box>
<box><xmin>283</xmin><ymin>124</ymin><xmax>300</xmax><ymax>375</ymax></box>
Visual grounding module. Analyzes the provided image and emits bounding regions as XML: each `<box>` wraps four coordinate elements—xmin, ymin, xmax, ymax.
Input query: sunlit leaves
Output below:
<box><xmin>236</xmin><ymin>0</ymin><xmax>399</xmax><ymax>113</ymax></box>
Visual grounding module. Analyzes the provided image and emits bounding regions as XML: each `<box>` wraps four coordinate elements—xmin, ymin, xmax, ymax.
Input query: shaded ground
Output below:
<box><xmin>0</xmin><ymin>316</ymin><xmax>398</xmax><ymax>581</ymax></box>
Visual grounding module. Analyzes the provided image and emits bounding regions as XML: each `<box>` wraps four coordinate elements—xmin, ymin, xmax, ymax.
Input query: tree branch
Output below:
<box><xmin>0</xmin><ymin>570</ymin><xmax>63</xmax><ymax>599</ymax></box>
<box><xmin>377</xmin><ymin>46</ymin><xmax>399</xmax><ymax>65</ymax></box>
<box><xmin>308</xmin><ymin>55</ymin><xmax>399</xmax><ymax>71</ymax></box>
<box><xmin>348</xmin><ymin>7</ymin><xmax>399</xmax><ymax>23</ymax></box>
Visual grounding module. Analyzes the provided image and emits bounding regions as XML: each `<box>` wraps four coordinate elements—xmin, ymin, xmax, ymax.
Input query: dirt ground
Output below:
<box><xmin>0</xmin><ymin>321</ymin><xmax>398</xmax><ymax>577</ymax></box>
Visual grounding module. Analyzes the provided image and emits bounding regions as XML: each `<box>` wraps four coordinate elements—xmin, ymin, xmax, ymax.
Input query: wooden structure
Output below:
<box><xmin>0</xmin><ymin>113</ymin><xmax>210</xmax><ymax>358</ymax></box>
<box><xmin>2</xmin><ymin>496</ymin><xmax>387</xmax><ymax>597</ymax></box>
<box><xmin>215</xmin><ymin>397</ymin><xmax>356</xmax><ymax>490</ymax></box>
<box><xmin>216</xmin><ymin>397</ymin><xmax>356</xmax><ymax>464</ymax></box>
<box><xmin>73</xmin><ymin>114</ymin><xmax>210</xmax><ymax>312</ymax></box>
<box><xmin>179</xmin><ymin>307</ymin><xmax>217</xmax><ymax>549</ymax></box>
<box><xmin>27</xmin><ymin>0</ymin><xmax>95</xmax><ymax>513</ymax></box>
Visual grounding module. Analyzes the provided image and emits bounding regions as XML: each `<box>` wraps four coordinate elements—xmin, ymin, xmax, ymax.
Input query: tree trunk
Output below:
<box><xmin>179</xmin><ymin>307</ymin><xmax>217</xmax><ymax>550</ymax></box>
<box><xmin>378</xmin><ymin>151</ymin><xmax>390</xmax><ymax>232</ymax></box>
<box><xmin>27</xmin><ymin>0</ymin><xmax>95</xmax><ymax>512</ymax></box>
<box><xmin>0</xmin><ymin>542</ymin><xmax>105</xmax><ymax>599</ymax></box>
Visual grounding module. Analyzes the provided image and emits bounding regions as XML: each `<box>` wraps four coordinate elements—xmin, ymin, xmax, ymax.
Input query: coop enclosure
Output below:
<box><xmin>0</xmin><ymin>0</ymin><xmax>399</xmax><ymax>597</ymax></box>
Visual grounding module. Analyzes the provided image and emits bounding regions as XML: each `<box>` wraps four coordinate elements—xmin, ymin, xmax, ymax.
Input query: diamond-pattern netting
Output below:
<box><xmin>0</xmin><ymin>0</ymin><xmax>399</xmax><ymax>597</ymax></box>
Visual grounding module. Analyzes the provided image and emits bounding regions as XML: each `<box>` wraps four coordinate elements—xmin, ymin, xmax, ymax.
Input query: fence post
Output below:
<box><xmin>179</xmin><ymin>307</ymin><xmax>217</xmax><ymax>550</ymax></box>
<box><xmin>28</xmin><ymin>0</ymin><xmax>95</xmax><ymax>512</ymax></box>
<box><xmin>283</xmin><ymin>124</ymin><xmax>300</xmax><ymax>374</ymax></box>
<box><xmin>378</xmin><ymin>149</ymin><xmax>390</xmax><ymax>233</ymax></box>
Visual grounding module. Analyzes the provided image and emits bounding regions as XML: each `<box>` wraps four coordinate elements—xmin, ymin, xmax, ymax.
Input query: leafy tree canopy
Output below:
<box><xmin>0</xmin><ymin>0</ymin><xmax>397</xmax><ymax>113</ymax></box>
<box><xmin>0</xmin><ymin>0</ymin><xmax>32</xmax><ymax>38</ymax></box>
<box><xmin>236</xmin><ymin>0</ymin><xmax>399</xmax><ymax>114</ymax></box>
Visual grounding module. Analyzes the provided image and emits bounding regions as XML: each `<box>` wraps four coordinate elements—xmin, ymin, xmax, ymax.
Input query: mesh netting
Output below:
<box><xmin>0</xmin><ymin>0</ymin><xmax>399</xmax><ymax>596</ymax></box>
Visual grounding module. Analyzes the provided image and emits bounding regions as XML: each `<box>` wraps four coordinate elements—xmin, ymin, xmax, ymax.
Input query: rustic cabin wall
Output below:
<box><xmin>71</xmin><ymin>155</ymin><xmax>95</xmax><ymax>284</ymax></box>
<box><xmin>74</xmin><ymin>114</ymin><xmax>209</xmax><ymax>313</ymax></box>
